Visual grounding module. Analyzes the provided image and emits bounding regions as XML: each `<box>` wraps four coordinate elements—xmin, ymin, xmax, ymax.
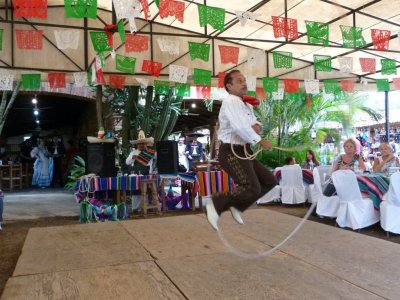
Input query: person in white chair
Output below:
<box><xmin>373</xmin><ymin>143</ymin><xmax>400</xmax><ymax>173</ymax></box>
<box><xmin>323</xmin><ymin>138</ymin><xmax>365</xmax><ymax>196</ymax></box>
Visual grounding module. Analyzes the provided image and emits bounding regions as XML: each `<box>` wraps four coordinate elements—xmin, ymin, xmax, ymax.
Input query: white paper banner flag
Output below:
<box><xmin>73</xmin><ymin>72</ymin><xmax>88</xmax><ymax>87</ymax></box>
<box><xmin>338</xmin><ymin>57</ymin><xmax>353</xmax><ymax>73</ymax></box>
<box><xmin>54</xmin><ymin>30</ymin><xmax>80</xmax><ymax>50</ymax></box>
<box><xmin>169</xmin><ymin>65</ymin><xmax>188</xmax><ymax>83</ymax></box>
<box><xmin>272</xmin><ymin>88</ymin><xmax>284</xmax><ymax>100</ymax></box>
<box><xmin>235</xmin><ymin>10</ymin><xmax>259</xmax><ymax>26</ymax></box>
<box><xmin>157</xmin><ymin>38</ymin><xmax>179</xmax><ymax>55</ymax></box>
<box><xmin>128</xmin><ymin>17</ymin><xmax>138</xmax><ymax>33</ymax></box>
<box><xmin>135</xmin><ymin>78</ymin><xmax>149</xmax><ymax>88</ymax></box>
<box><xmin>247</xmin><ymin>49</ymin><xmax>265</xmax><ymax>68</ymax></box>
<box><xmin>245</xmin><ymin>75</ymin><xmax>257</xmax><ymax>92</ymax></box>
<box><xmin>0</xmin><ymin>74</ymin><xmax>14</xmax><ymax>91</ymax></box>
<box><xmin>113</xmin><ymin>0</ymin><xmax>140</xmax><ymax>20</ymax></box>
<box><xmin>304</xmin><ymin>79</ymin><xmax>320</xmax><ymax>94</ymax></box>
<box><xmin>91</xmin><ymin>64</ymin><xmax>97</xmax><ymax>84</ymax></box>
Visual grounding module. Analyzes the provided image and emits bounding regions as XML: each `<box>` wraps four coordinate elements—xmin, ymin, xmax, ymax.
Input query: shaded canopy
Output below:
<box><xmin>0</xmin><ymin>0</ymin><xmax>399</xmax><ymax>136</ymax></box>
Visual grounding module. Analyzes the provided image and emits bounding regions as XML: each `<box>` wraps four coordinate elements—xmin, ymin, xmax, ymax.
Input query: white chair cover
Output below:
<box><xmin>311</xmin><ymin>167</ymin><xmax>340</xmax><ymax>217</ymax></box>
<box><xmin>332</xmin><ymin>170</ymin><xmax>380</xmax><ymax>230</ymax></box>
<box><xmin>256</xmin><ymin>185</ymin><xmax>281</xmax><ymax>204</ymax></box>
<box><xmin>380</xmin><ymin>172</ymin><xmax>400</xmax><ymax>234</ymax></box>
<box><xmin>280</xmin><ymin>165</ymin><xmax>306</xmax><ymax>204</ymax></box>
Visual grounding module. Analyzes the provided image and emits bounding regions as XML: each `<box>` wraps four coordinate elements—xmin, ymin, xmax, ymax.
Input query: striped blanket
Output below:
<box><xmin>274</xmin><ymin>168</ymin><xmax>314</xmax><ymax>185</ymax></box>
<box><xmin>76</xmin><ymin>175</ymin><xmax>157</xmax><ymax>192</ymax></box>
<box><xmin>356</xmin><ymin>174</ymin><xmax>390</xmax><ymax>210</ymax></box>
<box><xmin>197</xmin><ymin>170</ymin><xmax>234</xmax><ymax>196</ymax></box>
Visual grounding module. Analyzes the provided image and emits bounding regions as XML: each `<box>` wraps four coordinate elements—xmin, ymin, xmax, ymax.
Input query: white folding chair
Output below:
<box><xmin>310</xmin><ymin>167</ymin><xmax>340</xmax><ymax>218</ymax></box>
<box><xmin>280</xmin><ymin>165</ymin><xmax>306</xmax><ymax>204</ymax></box>
<box><xmin>256</xmin><ymin>185</ymin><xmax>281</xmax><ymax>204</ymax></box>
<box><xmin>380</xmin><ymin>172</ymin><xmax>400</xmax><ymax>234</ymax></box>
<box><xmin>332</xmin><ymin>170</ymin><xmax>380</xmax><ymax>230</ymax></box>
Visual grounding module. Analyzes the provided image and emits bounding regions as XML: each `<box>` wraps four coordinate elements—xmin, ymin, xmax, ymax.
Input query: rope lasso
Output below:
<box><xmin>208</xmin><ymin>130</ymin><xmax>317</xmax><ymax>259</ymax></box>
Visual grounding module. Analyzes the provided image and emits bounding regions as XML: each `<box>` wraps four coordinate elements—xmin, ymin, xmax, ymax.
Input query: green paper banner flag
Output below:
<box><xmin>116</xmin><ymin>54</ymin><xmax>136</xmax><ymax>74</ymax></box>
<box><xmin>175</xmin><ymin>83</ymin><xmax>190</xmax><ymax>97</ymax></box>
<box><xmin>305</xmin><ymin>21</ymin><xmax>329</xmax><ymax>46</ymax></box>
<box><xmin>314</xmin><ymin>54</ymin><xmax>332</xmax><ymax>72</ymax></box>
<box><xmin>272</xmin><ymin>51</ymin><xmax>292</xmax><ymax>69</ymax></box>
<box><xmin>188</xmin><ymin>42</ymin><xmax>210</xmax><ymax>62</ymax></box>
<box><xmin>90</xmin><ymin>31</ymin><xmax>112</xmax><ymax>52</ymax></box>
<box><xmin>198</xmin><ymin>4</ymin><xmax>225</xmax><ymax>31</ymax></box>
<box><xmin>0</xmin><ymin>29</ymin><xmax>3</xmax><ymax>51</ymax></box>
<box><xmin>118</xmin><ymin>20</ymin><xmax>126</xmax><ymax>43</ymax></box>
<box><xmin>376</xmin><ymin>79</ymin><xmax>390</xmax><ymax>92</ymax></box>
<box><xmin>155</xmin><ymin>0</ymin><xmax>160</xmax><ymax>7</ymax></box>
<box><xmin>65</xmin><ymin>0</ymin><xmax>98</xmax><ymax>19</ymax></box>
<box><xmin>193</xmin><ymin>68</ymin><xmax>211</xmax><ymax>86</ymax></box>
<box><xmin>340</xmin><ymin>25</ymin><xmax>366</xmax><ymax>48</ymax></box>
<box><xmin>287</xmin><ymin>92</ymin><xmax>300</xmax><ymax>101</ymax></box>
<box><xmin>262</xmin><ymin>77</ymin><xmax>279</xmax><ymax>93</ymax></box>
<box><xmin>154</xmin><ymin>80</ymin><xmax>170</xmax><ymax>95</ymax></box>
<box><xmin>21</xmin><ymin>74</ymin><xmax>41</xmax><ymax>90</ymax></box>
<box><xmin>381</xmin><ymin>59</ymin><xmax>397</xmax><ymax>75</ymax></box>
<box><xmin>323</xmin><ymin>79</ymin><xmax>341</xmax><ymax>94</ymax></box>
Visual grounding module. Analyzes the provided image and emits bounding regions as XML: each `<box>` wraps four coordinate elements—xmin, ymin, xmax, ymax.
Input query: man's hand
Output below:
<box><xmin>252</xmin><ymin>123</ymin><xmax>262</xmax><ymax>134</ymax></box>
<box><xmin>258</xmin><ymin>139</ymin><xmax>273</xmax><ymax>150</ymax></box>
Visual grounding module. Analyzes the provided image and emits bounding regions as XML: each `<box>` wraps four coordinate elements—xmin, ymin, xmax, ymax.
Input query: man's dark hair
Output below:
<box><xmin>284</xmin><ymin>156</ymin><xmax>295</xmax><ymax>165</ymax></box>
<box><xmin>224</xmin><ymin>70</ymin><xmax>241</xmax><ymax>92</ymax></box>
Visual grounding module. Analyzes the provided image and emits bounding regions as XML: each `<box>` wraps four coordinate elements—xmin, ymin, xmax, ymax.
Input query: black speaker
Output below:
<box><xmin>86</xmin><ymin>143</ymin><xmax>117</xmax><ymax>177</ymax></box>
<box><xmin>156</xmin><ymin>141</ymin><xmax>179</xmax><ymax>174</ymax></box>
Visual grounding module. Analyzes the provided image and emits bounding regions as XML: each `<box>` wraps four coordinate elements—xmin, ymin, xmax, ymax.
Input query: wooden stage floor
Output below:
<box><xmin>2</xmin><ymin>209</ymin><xmax>399</xmax><ymax>299</ymax></box>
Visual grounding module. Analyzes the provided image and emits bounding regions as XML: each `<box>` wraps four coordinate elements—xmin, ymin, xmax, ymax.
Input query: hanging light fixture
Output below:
<box><xmin>33</xmin><ymin>109</ymin><xmax>39</xmax><ymax>116</ymax></box>
<box><xmin>32</xmin><ymin>94</ymin><xmax>37</xmax><ymax>104</ymax></box>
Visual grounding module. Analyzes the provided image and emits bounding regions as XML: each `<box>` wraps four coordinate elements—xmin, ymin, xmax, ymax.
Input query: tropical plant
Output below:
<box><xmin>64</xmin><ymin>155</ymin><xmax>86</xmax><ymax>190</ymax></box>
<box><xmin>254</xmin><ymin>90</ymin><xmax>382</xmax><ymax>168</ymax></box>
<box><xmin>0</xmin><ymin>82</ymin><xmax>21</xmax><ymax>135</ymax></box>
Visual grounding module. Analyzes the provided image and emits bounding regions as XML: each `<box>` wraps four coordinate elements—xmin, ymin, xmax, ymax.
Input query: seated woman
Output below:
<box><xmin>323</xmin><ymin>138</ymin><xmax>365</xmax><ymax>196</ymax></box>
<box><xmin>373</xmin><ymin>143</ymin><xmax>400</xmax><ymax>173</ymax></box>
<box><xmin>300</xmin><ymin>150</ymin><xmax>320</xmax><ymax>170</ymax></box>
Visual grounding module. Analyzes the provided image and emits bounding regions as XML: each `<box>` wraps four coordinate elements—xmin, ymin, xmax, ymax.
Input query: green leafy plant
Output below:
<box><xmin>64</xmin><ymin>155</ymin><xmax>86</xmax><ymax>190</ymax></box>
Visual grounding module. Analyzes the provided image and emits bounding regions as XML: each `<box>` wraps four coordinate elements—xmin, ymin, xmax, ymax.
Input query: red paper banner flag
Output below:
<box><xmin>125</xmin><ymin>34</ymin><xmax>149</xmax><ymax>52</ymax></box>
<box><xmin>159</xmin><ymin>0</ymin><xmax>185</xmax><ymax>23</ymax></box>
<box><xmin>14</xmin><ymin>0</ymin><xmax>47</xmax><ymax>19</ymax></box>
<box><xmin>218</xmin><ymin>45</ymin><xmax>239</xmax><ymax>64</ymax></box>
<box><xmin>142</xmin><ymin>60</ymin><xmax>162</xmax><ymax>77</ymax></box>
<box><xmin>359</xmin><ymin>58</ymin><xmax>376</xmax><ymax>73</ymax></box>
<box><xmin>371</xmin><ymin>29</ymin><xmax>391</xmax><ymax>51</ymax></box>
<box><xmin>284</xmin><ymin>79</ymin><xmax>299</xmax><ymax>93</ymax></box>
<box><xmin>272</xmin><ymin>16</ymin><xmax>298</xmax><ymax>40</ymax></box>
<box><xmin>340</xmin><ymin>80</ymin><xmax>355</xmax><ymax>92</ymax></box>
<box><xmin>16</xmin><ymin>30</ymin><xmax>43</xmax><ymax>50</ymax></box>
<box><xmin>218</xmin><ymin>72</ymin><xmax>227</xmax><ymax>88</ymax></box>
<box><xmin>393</xmin><ymin>78</ymin><xmax>400</xmax><ymax>90</ymax></box>
<box><xmin>196</xmin><ymin>85</ymin><xmax>211</xmax><ymax>98</ymax></box>
<box><xmin>140</xmin><ymin>0</ymin><xmax>150</xmax><ymax>20</ymax></box>
<box><xmin>48</xmin><ymin>73</ymin><xmax>66</xmax><ymax>88</ymax></box>
<box><xmin>109</xmin><ymin>75</ymin><xmax>126</xmax><ymax>89</ymax></box>
<box><xmin>255</xmin><ymin>87</ymin><xmax>267</xmax><ymax>101</ymax></box>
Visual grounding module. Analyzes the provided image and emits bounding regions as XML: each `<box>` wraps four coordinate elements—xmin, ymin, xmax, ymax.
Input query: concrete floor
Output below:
<box><xmin>2</xmin><ymin>209</ymin><xmax>399</xmax><ymax>299</ymax></box>
<box><xmin>3</xmin><ymin>188</ymin><xmax>79</xmax><ymax>220</ymax></box>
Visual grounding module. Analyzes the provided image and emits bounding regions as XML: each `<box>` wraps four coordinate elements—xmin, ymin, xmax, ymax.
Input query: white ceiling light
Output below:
<box><xmin>32</xmin><ymin>98</ymin><xmax>37</xmax><ymax>104</ymax></box>
<box><xmin>191</xmin><ymin>103</ymin><xmax>196</xmax><ymax>108</ymax></box>
<box><xmin>36</xmin><ymin>120</ymin><xmax>40</xmax><ymax>124</ymax></box>
<box><xmin>33</xmin><ymin>109</ymin><xmax>39</xmax><ymax>116</ymax></box>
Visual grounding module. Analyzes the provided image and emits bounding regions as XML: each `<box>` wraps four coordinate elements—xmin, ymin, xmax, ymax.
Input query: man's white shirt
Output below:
<box><xmin>218</xmin><ymin>94</ymin><xmax>261</xmax><ymax>145</ymax></box>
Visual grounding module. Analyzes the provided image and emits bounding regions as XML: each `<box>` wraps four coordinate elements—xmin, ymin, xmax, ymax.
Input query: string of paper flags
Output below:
<box><xmin>1</xmin><ymin>0</ymin><xmax>400</xmax><ymax>97</ymax></box>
